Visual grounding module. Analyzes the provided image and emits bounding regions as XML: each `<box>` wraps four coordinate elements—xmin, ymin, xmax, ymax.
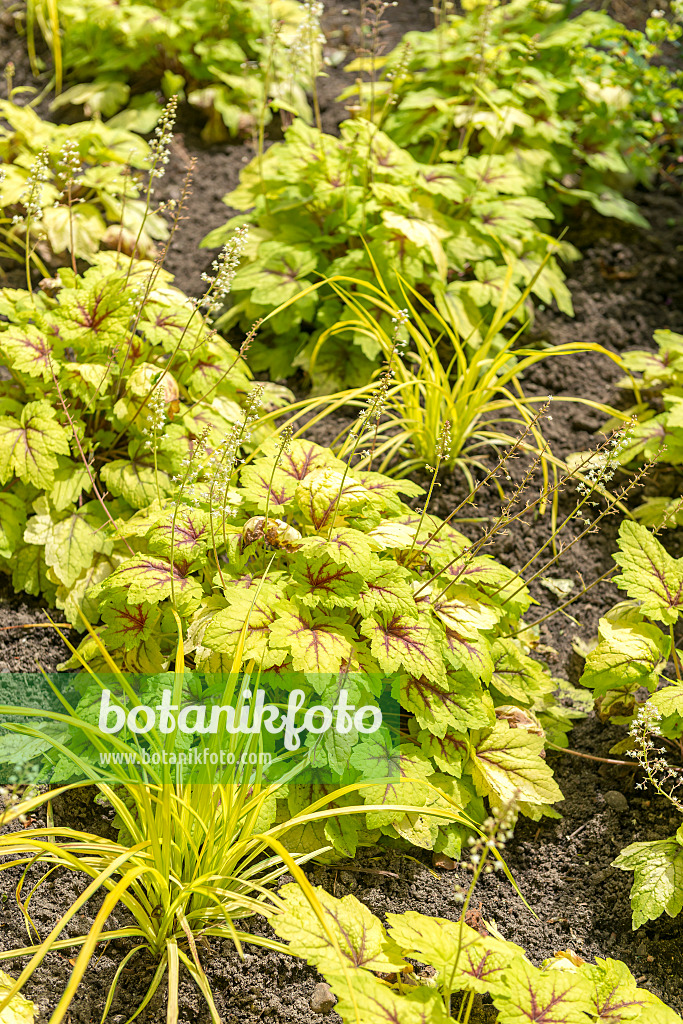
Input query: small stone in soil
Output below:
<box><xmin>604</xmin><ymin>790</ymin><xmax>629</xmax><ymax>813</ymax></box>
<box><xmin>310</xmin><ymin>982</ymin><xmax>337</xmax><ymax>1015</ymax></box>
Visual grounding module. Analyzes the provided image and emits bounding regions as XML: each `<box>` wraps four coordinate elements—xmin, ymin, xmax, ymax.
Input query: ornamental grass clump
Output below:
<box><xmin>0</xmin><ymin>615</ymin><xmax>473</xmax><ymax>1023</ymax></box>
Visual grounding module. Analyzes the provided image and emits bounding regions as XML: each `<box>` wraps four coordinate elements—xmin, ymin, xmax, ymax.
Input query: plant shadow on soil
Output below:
<box><xmin>1</xmin><ymin>0</ymin><xmax>683</xmax><ymax>1020</ymax></box>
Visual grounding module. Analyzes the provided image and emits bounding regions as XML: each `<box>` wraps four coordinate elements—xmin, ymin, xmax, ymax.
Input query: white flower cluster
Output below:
<box><xmin>203</xmin><ymin>384</ymin><xmax>265</xmax><ymax>521</ymax></box>
<box><xmin>141</xmin><ymin>384</ymin><xmax>167</xmax><ymax>452</ymax></box>
<box><xmin>200</xmin><ymin>225</ymin><xmax>249</xmax><ymax>313</ymax></box>
<box><xmin>149</xmin><ymin>95</ymin><xmax>178</xmax><ymax>181</ymax></box>
<box><xmin>576</xmin><ymin>422</ymin><xmax>632</xmax><ymax>499</ymax></box>
<box><xmin>390</xmin><ymin>307</ymin><xmax>410</xmax><ymax>353</ymax></box>
<box><xmin>14</xmin><ymin>147</ymin><xmax>50</xmax><ymax>224</ymax></box>
<box><xmin>435</xmin><ymin>419</ymin><xmax>452</xmax><ymax>463</ymax></box>
<box><xmin>57</xmin><ymin>139</ymin><xmax>81</xmax><ymax>190</ymax></box>
<box><xmin>289</xmin><ymin>0</ymin><xmax>325</xmax><ymax>78</ymax></box>
<box><xmin>627</xmin><ymin>700</ymin><xmax>683</xmax><ymax>810</ymax></box>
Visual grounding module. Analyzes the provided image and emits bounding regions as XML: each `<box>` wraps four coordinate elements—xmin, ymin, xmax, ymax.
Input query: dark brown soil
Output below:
<box><xmin>1</xmin><ymin>0</ymin><xmax>683</xmax><ymax>1020</ymax></box>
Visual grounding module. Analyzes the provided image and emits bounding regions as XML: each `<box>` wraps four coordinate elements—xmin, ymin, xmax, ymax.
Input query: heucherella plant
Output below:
<box><xmin>270</xmin><ymin>884</ymin><xmax>683</xmax><ymax>1023</ymax></box>
<box><xmin>602</xmin><ymin>328</ymin><xmax>683</xmax><ymax>528</ymax></box>
<box><xmin>27</xmin><ymin>0</ymin><xmax>324</xmax><ymax>142</ymax></box>
<box><xmin>342</xmin><ymin>0</ymin><xmax>683</xmax><ymax>217</ymax></box>
<box><xmin>0</xmin><ymin>245</ymin><xmax>287</xmax><ymax>627</ymax></box>
<box><xmin>203</xmin><ymin>117</ymin><xmax>577</xmax><ymax>389</ymax></box>
<box><xmin>0</xmin><ymin>96</ymin><xmax>167</xmax><ymax>268</ymax></box>
<box><xmin>580</xmin><ymin>521</ymin><xmax>683</xmax><ymax>930</ymax></box>
<box><xmin>39</xmin><ymin>414</ymin><xmax>618</xmax><ymax>863</ymax></box>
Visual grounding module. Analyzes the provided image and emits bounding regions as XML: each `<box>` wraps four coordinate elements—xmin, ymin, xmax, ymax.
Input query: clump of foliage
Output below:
<box><xmin>27</xmin><ymin>0</ymin><xmax>323</xmax><ymax>142</ymax></box>
<box><xmin>580</xmin><ymin>521</ymin><xmax>683</xmax><ymax>930</ymax></box>
<box><xmin>45</xmin><ymin>425</ymin><xmax>596</xmax><ymax>862</ymax></box>
<box><xmin>606</xmin><ymin>329</ymin><xmax>683</xmax><ymax>528</ymax></box>
<box><xmin>271</xmin><ymin>881</ymin><xmax>683</xmax><ymax>1023</ymax></box>
<box><xmin>203</xmin><ymin>1</ymin><xmax>682</xmax><ymax>390</ymax></box>
<box><xmin>204</xmin><ymin>116</ymin><xmax>577</xmax><ymax>389</ymax></box>
<box><xmin>0</xmin><ymin>97</ymin><xmax>167</xmax><ymax>265</ymax></box>
<box><xmin>257</xmin><ymin>265</ymin><xmax>622</xmax><ymax>479</ymax></box>
<box><xmin>0</xmin><ymin>251</ymin><xmax>282</xmax><ymax>624</ymax></box>
<box><xmin>0</xmin><ymin>626</ymin><xmax>462</xmax><ymax>1023</ymax></box>
<box><xmin>346</xmin><ymin>0</ymin><xmax>682</xmax><ymax>217</ymax></box>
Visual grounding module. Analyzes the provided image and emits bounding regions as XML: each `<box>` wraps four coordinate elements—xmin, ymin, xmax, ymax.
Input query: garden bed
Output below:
<box><xmin>1</xmin><ymin>0</ymin><xmax>683</xmax><ymax>1020</ymax></box>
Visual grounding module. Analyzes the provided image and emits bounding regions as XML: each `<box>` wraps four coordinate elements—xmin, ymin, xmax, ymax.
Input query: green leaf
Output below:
<box><xmin>232</xmin><ymin>242</ymin><xmax>317</xmax><ymax>305</ymax></box>
<box><xmin>0</xmin><ymin>401</ymin><xmax>71</xmax><ymax>488</ymax></box>
<box><xmin>470</xmin><ymin>719</ymin><xmax>562</xmax><ymax>807</ymax></box>
<box><xmin>274</xmin><ymin>883</ymin><xmax>406</xmax><ymax>973</ymax></box>
<box><xmin>0</xmin><ymin>723</ymin><xmax>70</xmax><ymax>767</ymax></box>
<box><xmin>613</xmin><ymin>838</ymin><xmax>683</xmax><ymax>929</ymax></box>
<box><xmin>614</xmin><ymin>522</ymin><xmax>683</xmax><ymax>625</ymax></box>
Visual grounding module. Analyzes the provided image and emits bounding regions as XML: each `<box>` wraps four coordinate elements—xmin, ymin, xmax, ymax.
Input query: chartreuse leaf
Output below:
<box><xmin>0</xmin><ymin>970</ymin><xmax>35</xmax><ymax>1024</ymax></box>
<box><xmin>649</xmin><ymin>684</ymin><xmax>683</xmax><ymax>719</ymax></box>
<box><xmin>583</xmin><ymin>957</ymin><xmax>650</xmax><ymax>1022</ymax></box>
<box><xmin>0</xmin><ymin>493</ymin><xmax>26</xmax><ymax>560</ymax></box>
<box><xmin>582</xmin><ymin>615</ymin><xmax>670</xmax><ymax>698</ymax></box>
<box><xmin>386</xmin><ymin>911</ymin><xmax>525</xmax><ymax>996</ymax></box>
<box><xmin>490</xmin><ymin>639</ymin><xmax>556</xmax><ymax>706</ymax></box>
<box><xmin>614</xmin><ymin>522</ymin><xmax>683</xmax><ymax>625</ymax></box>
<box><xmin>97</xmin><ymin>556</ymin><xmax>203</xmax><ymax>615</ymax></box>
<box><xmin>361</xmin><ymin>613</ymin><xmax>446</xmax><ymax>685</ymax></box>
<box><xmin>241</xmin><ymin>439</ymin><xmax>344</xmax><ymax>511</ymax></box>
<box><xmin>0</xmin><ymin>401</ymin><xmax>71</xmax><ymax>488</ymax></box>
<box><xmin>613</xmin><ymin>838</ymin><xmax>683</xmax><ymax>929</ymax></box>
<box><xmin>294</xmin><ymin>468</ymin><xmax>369</xmax><ymax>530</ymax></box>
<box><xmin>357</xmin><ymin>564</ymin><xmax>416</xmax><ymax>618</ymax></box>
<box><xmin>269</xmin><ymin>607</ymin><xmax>356</xmax><ymax>674</ymax></box>
<box><xmin>0</xmin><ymin>325</ymin><xmax>56</xmax><ymax>381</ymax></box>
<box><xmin>287</xmin><ymin>555</ymin><xmax>365</xmax><ymax>610</ymax></box>
<box><xmin>273</xmin><ymin>883</ymin><xmax>406</xmax><ymax>973</ymax></box>
<box><xmin>325</xmin><ymin>971</ymin><xmax>451</xmax><ymax>1024</ymax></box>
<box><xmin>493</xmin><ymin>959</ymin><xmax>594</xmax><ymax>1024</ymax></box>
<box><xmin>470</xmin><ymin>720</ymin><xmax>563</xmax><ymax>807</ymax></box>
<box><xmin>101</xmin><ymin>457</ymin><xmax>173</xmax><ymax>509</ymax></box>
<box><xmin>396</xmin><ymin>673</ymin><xmax>492</xmax><ymax>737</ymax></box>
<box><xmin>198</xmin><ymin>586</ymin><xmax>289</xmax><ymax>670</ymax></box>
